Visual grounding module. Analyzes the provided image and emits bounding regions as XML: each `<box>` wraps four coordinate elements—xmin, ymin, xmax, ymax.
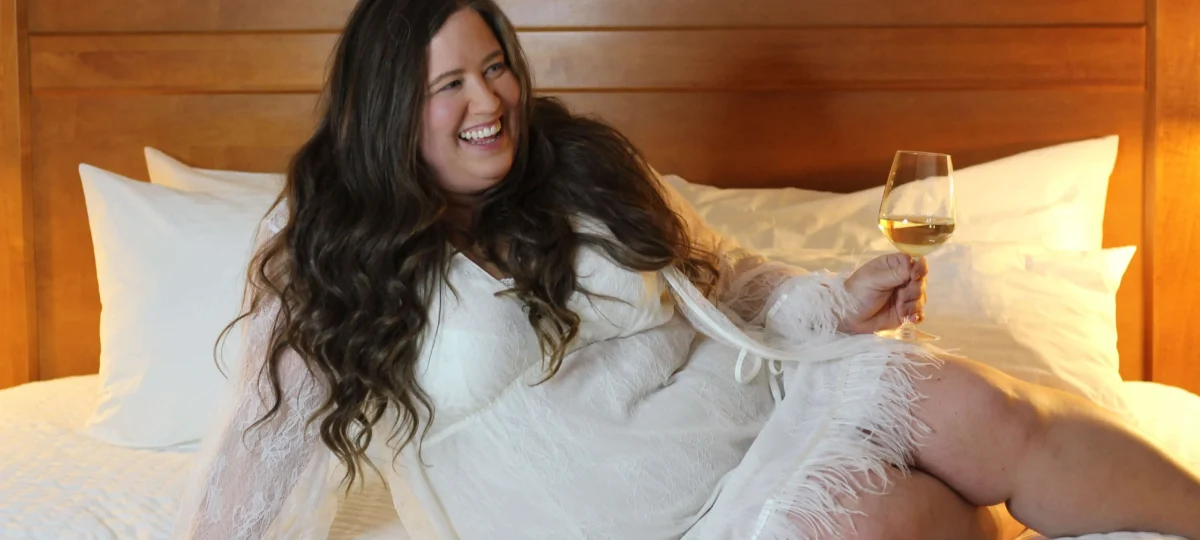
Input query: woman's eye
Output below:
<box><xmin>485</xmin><ymin>63</ymin><xmax>507</xmax><ymax>77</ymax></box>
<box><xmin>439</xmin><ymin>80</ymin><xmax>462</xmax><ymax>92</ymax></box>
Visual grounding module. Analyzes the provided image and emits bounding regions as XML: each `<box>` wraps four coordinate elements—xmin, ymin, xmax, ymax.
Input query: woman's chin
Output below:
<box><xmin>468</xmin><ymin>160</ymin><xmax>514</xmax><ymax>188</ymax></box>
<box><xmin>437</xmin><ymin>153</ymin><xmax>516</xmax><ymax>199</ymax></box>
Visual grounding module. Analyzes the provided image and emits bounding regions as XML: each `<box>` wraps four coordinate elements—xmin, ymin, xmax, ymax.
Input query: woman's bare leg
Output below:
<box><xmin>911</xmin><ymin>354</ymin><xmax>1200</xmax><ymax>538</ymax></box>
<box><xmin>829</xmin><ymin>468</ymin><xmax>1027</xmax><ymax>540</ymax></box>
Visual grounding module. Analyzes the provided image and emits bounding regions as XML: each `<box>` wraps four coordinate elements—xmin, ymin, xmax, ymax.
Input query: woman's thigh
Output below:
<box><xmin>827</xmin><ymin>468</ymin><xmax>1025</xmax><ymax>540</ymax></box>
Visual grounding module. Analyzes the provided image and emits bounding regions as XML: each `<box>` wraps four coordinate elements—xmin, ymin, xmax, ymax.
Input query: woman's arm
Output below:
<box><xmin>654</xmin><ymin>172</ymin><xmax>858</xmax><ymax>341</ymax></box>
<box><xmin>173</xmin><ymin>208</ymin><xmax>338</xmax><ymax>540</ymax></box>
<box><xmin>655</xmin><ymin>172</ymin><xmax>925</xmax><ymax>340</ymax></box>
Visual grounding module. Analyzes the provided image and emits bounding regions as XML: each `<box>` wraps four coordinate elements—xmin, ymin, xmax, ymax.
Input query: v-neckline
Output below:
<box><xmin>452</xmin><ymin>250</ymin><xmax>514</xmax><ymax>288</ymax></box>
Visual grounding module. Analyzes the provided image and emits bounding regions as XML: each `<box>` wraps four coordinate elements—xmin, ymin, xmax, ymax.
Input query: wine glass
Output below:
<box><xmin>876</xmin><ymin>150</ymin><xmax>956</xmax><ymax>342</ymax></box>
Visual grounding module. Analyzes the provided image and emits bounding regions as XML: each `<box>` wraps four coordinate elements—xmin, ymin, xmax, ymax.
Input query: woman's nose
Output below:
<box><xmin>468</xmin><ymin>79</ymin><xmax>501</xmax><ymax>114</ymax></box>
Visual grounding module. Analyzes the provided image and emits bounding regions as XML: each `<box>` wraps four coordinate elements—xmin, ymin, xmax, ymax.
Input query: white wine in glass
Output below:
<box><xmin>876</xmin><ymin>151</ymin><xmax>956</xmax><ymax>342</ymax></box>
<box><xmin>878</xmin><ymin>216</ymin><xmax>955</xmax><ymax>257</ymax></box>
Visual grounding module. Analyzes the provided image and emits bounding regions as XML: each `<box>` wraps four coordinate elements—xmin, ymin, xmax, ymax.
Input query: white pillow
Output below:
<box><xmin>759</xmin><ymin>243</ymin><xmax>1135</xmax><ymax>414</ymax></box>
<box><xmin>79</xmin><ymin>164</ymin><xmax>276</xmax><ymax>447</ymax></box>
<box><xmin>144</xmin><ymin>147</ymin><xmax>284</xmax><ymax>196</ymax></box>
<box><xmin>663</xmin><ymin>174</ymin><xmax>834</xmax><ymax>209</ymax></box>
<box><xmin>672</xmin><ymin>135</ymin><xmax>1118</xmax><ymax>253</ymax></box>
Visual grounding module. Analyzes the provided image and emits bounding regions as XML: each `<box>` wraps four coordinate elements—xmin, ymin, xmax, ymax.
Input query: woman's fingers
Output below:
<box><xmin>910</xmin><ymin>295</ymin><xmax>926</xmax><ymax>322</ymax></box>
<box><xmin>872</xmin><ymin>253</ymin><xmax>916</xmax><ymax>290</ymax></box>
<box><xmin>894</xmin><ymin>277</ymin><xmax>926</xmax><ymax>323</ymax></box>
<box><xmin>897</xmin><ymin>275</ymin><xmax>923</xmax><ymax>303</ymax></box>
<box><xmin>897</xmin><ymin>299</ymin><xmax>923</xmax><ymax>323</ymax></box>
<box><xmin>911</xmin><ymin>256</ymin><xmax>930</xmax><ymax>280</ymax></box>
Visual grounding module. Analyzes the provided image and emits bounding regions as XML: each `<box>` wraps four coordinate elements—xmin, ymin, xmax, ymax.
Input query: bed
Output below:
<box><xmin>1</xmin><ymin>374</ymin><xmax>1197</xmax><ymax>539</ymax></box>
<box><xmin>0</xmin><ymin>375</ymin><xmax>408</xmax><ymax>540</ymax></box>
<box><xmin>1</xmin><ymin>0</ymin><xmax>1199</xmax><ymax>538</ymax></box>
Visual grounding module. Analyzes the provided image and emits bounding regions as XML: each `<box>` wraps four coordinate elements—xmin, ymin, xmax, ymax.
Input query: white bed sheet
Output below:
<box><xmin>0</xmin><ymin>375</ymin><xmax>405</xmax><ymax>540</ymax></box>
<box><xmin>2</xmin><ymin>376</ymin><xmax>1196</xmax><ymax>540</ymax></box>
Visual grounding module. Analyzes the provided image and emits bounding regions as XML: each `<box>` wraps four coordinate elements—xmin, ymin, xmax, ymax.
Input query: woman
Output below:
<box><xmin>173</xmin><ymin>0</ymin><xmax>1200</xmax><ymax>539</ymax></box>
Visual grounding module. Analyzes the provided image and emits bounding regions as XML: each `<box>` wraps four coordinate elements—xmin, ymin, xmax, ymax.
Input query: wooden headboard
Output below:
<box><xmin>2</xmin><ymin>0</ymin><xmax>1198</xmax><ymax>393</ymax></box>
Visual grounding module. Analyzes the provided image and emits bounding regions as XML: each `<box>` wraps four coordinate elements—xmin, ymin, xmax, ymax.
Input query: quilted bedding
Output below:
<box><xmin>0</xmin><ymin>376</ymin><xmax>405</xmax><ymax>540</ymax></box>
<box><xmin>1</xmin><ymin>377</ymin><xmax>1196</xmax><ymax>540</ymax></box>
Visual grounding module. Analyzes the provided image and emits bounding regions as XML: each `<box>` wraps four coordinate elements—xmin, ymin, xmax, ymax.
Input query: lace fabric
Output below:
<box><xmin>173</xmin><ymin>207</ymin><xmax>340</xmax><ymax>540</ymax></box>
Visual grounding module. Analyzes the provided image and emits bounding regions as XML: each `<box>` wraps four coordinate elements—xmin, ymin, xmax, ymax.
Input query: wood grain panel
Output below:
<box><xmin>0</xmin><ymin>0</ymin><xmax>36</xmax><ymax>389</ymax></box>
<box><xmin>30</xmin><ymin>33</ymin><xmax>335</xmax><ymax>93</ymax></box>
<box><xmin>29</xmin><ymin>27</ymin><xmax>1145</xmax><ymax>93</ymax></box>
<box><xmin>28</xmin><ymin>0</ymin><xmax>353</xmax><ymax>34</ymax></box>
<box><xmin>1151</xmin><ymin>0</ymin><xmax>1200</xmax><ymax>394</ymax></box>
<box><xmin>31</xmin><ymin>93</ymin><xmax>320</xmax><ymax>379</ymax></box>
<box><xmin>497</xmin><ymin>0</ymin><xmax>1146</xmax><ymax>28</ymax></box>
<box><xmin>30</xmin><ymin>89</ymin><xmax>1146</xmax><ymax>379</ymax></box>
<box><xmin>27</xmin><ymin>0</ymin><xmax>1145</xmax><ymax>33</ymax></box>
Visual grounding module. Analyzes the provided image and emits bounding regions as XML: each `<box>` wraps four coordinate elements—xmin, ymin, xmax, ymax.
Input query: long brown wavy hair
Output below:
<box><xmin>229</xmin><ymin>0</ymin><xmax>718</xmax><ymax>487</ymax></box>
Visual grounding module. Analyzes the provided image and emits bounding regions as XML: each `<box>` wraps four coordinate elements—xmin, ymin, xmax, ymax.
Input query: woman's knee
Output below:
<box><xmin>910</xmin><ymin>354</ymin><xmax>1051</xmax><ymax>504</ymax></box>
<box><xmin>931</xmin><ymin>354</ymin><xmax>1047</xmax><ymax>441</ymax></box>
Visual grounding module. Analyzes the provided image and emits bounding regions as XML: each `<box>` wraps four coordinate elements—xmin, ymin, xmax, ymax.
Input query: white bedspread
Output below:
<box><xmin>0</xmin><ymin>376</ymin><xmax>404</xmax><ymax>540</ymax></box>
<box><xmin>1</xmin><ymin>376</ymin><xmax>1196</xmax><ymax>540</ymax></box>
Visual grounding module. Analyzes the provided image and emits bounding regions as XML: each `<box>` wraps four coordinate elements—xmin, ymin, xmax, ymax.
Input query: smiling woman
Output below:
<box><xmin>161</xmin><ymin>0</ymin><xmax>1200</xmax><ymax>539</ymax></box>
<box><xmin>3</xmin><ymin>0</ymin><xmax>1200</xmax><ymax>539</ymax></box>
<box><xmin>421</xmin><ymin>11</ymin><xmax>521</xmax><ymax>201</ymax></box>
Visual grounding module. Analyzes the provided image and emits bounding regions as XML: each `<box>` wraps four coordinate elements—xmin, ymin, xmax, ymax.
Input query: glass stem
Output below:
<box><xmin>897</xmin><ymin>317</ymin><xmax>916</xmax><ymax>340</ymax></box>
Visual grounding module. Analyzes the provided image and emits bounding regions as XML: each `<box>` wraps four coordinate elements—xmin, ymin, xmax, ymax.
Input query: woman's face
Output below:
<box><xmin>420</xmin><ymin>8</ymin><xmax>522</xmax><ymax>203</ymax></box>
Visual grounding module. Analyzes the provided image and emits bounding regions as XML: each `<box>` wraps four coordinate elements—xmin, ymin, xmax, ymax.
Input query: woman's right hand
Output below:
<box><xmin>838</xmin><ymin>253</ymin><xmax>928</xmax><ymax>334</ymax></box>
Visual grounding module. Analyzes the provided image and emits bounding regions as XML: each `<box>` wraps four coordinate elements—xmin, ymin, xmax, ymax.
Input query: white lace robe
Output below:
<box><xmin>172</xmin><ymin>180</ymin><xmax>935</xmax><ymax>540</ymax></box>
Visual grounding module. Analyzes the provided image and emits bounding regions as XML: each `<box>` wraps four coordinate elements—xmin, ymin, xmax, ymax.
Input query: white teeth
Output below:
<box><xmin>459</xmin><ymin>122</ymin><xmax>502</xmax><ymax>141</ymax></box>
